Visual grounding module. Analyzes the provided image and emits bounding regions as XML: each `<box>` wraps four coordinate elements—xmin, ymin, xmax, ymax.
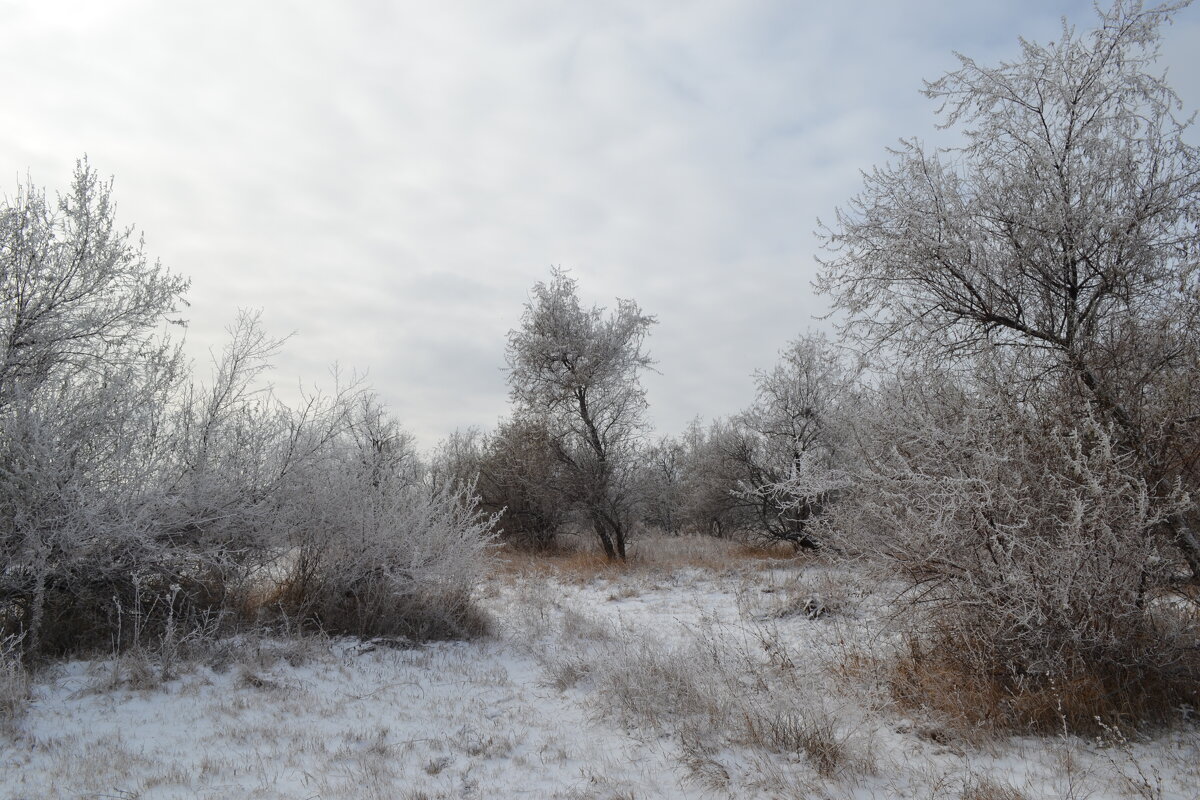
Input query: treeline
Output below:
<box><xmin>434</xmin><ymin>316</ymin><xmax>855</xmax><ymax>555</ymax></box>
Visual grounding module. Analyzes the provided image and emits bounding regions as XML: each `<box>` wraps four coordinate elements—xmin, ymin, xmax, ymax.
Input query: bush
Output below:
<box><xmin>1</xmin><ymin>164</ymin><xmax>498</xmax><ymax>658</ymax></box>
<box><xmin>269</xmin><ymin>477</ymin><xmax>497</xmax><ymax>640</ymax></box>
<box><xmin>847</xmin><ymin>380</ymin><xmax>1200</xmax><ymax>732</ymax></box>
<box><xmin>264</xmin><ymin>398</ymin><xmax>497</xmax><ymax>640</ymax></box>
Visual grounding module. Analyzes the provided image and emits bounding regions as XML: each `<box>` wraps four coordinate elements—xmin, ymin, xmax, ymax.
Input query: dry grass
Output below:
<box><xmin>960</xmin><ymin>775</ymin><xmax>1029</xmax><ymax>800</ymax></box>
<box><xmin>495</xmin><ymin>533</ymin><xmax>807</xmax><ymax>583</ymax></box>
<box><xmin>70</xmin><ymin>631</ymin><xmax>330</xmax><ymax>702</ymax></box>
<box><xmin>739</xmin><ymin>708</ymin><xmax>855</xmax><ymax>779</ymax></box>
<box><xmin>888</xmin><ymin>632</ymin><xmax>1200</xmax><ymax>736</ymax></box>
<box><xmin>548</xmin><ymin>612</ymin><xmax>875</xmax><ymax>787</ymax></box>
<box><xmin>496</xmin><ymin>548</ymin><xmax>626</xmax><ymax>582</ymax></box>
<box><xmin>9</xmin><ymin>554</ymin><xmax>1200</xmax><ymax>799</ymax></box>
<box><xmin>262</xmin><ymin>573</ymin><xmax>493</xmax><ymax>642</ymax></box>
<box><xmin>628</xmin><ymin>534</ymin><xmax>802</xmax><ymax>568</ymax></box>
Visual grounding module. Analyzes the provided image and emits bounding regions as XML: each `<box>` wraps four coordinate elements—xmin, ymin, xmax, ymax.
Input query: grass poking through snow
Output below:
<box><xmin>2</xmin><ymin>535</ymin><xmax>1197</xmax><ymax>799</ymax></box>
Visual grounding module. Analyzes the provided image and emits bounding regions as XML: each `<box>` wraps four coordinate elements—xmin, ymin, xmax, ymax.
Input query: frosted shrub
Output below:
<box><xmin>0</xmin><ymin>393</ymin><xmax>232</xmax><ymax>656</ymax></box>
<box><xmin>269</xmin><ymin>405</ymin><xmax>498</xmax><ymax>640</ymax></box>
<box><xmin>848</xmin><ymin>383</ymin><xmax>1199</xmax><ymax>731</ymax></box>
<box><xmin>167</xmin><ymin>336</ymin><xmax>499</xmax><ymax>641</ymax></box>
<box><xmin>731</xmin><ymin>333</ymin><xmax>857</xmax><ymax>550</ymax></box>
<box><xmin>273</xmin><ymin>481</ymin><xmax>497</xmax><ymax>640</ymax></box>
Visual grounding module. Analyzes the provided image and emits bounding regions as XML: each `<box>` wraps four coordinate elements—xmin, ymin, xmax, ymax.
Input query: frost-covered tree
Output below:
<box><xmin>0</xmin><ymin>159</ymin><xmax>188</xmax><ymax>407</ymax></box>
<box><xmin>0</xmin><ymin>161</ymin><xmax>189</xmax><ymax>654</ymax></box>
<box><xmin>506</xmin><ymin>269</ymin><xmax>655</xmax><ymax>560</ymax></box>
<box><xmin>819</xmin><ymin>0</ymin><xmax>1200</xmax><ymax>579</ymax></box>
<box><xmin>732</xmin><ymin>334</ymin><xmax>856</xmax><ymax>549</ymax></box>
<box><xmin>819</xmin><ymin>1</ymin><xmax>1200</xmax><ymax>729</ymax></box>
<box><xmin>677</xmin><ymin>418</ymin><xmax>759</xmax><ymax>538</ymax></box>
<box><xmin>432</xmin><ymin>420</ymin><xmax>567</xmax><ymax>551</ymax></box>
<box><xmin>637</xmin><ymin>435</ymin><xmax>687</xmax><ymax>535</ymax></box>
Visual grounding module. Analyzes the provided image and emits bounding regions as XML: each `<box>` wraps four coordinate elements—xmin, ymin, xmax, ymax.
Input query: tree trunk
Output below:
<box><xmin>593</xmin><ymin>518</ymin><xmax>617</xmax><ymax>560</ymax></box>
<box><xmin>613</xmin><ymin>522</ymin><xmax>627</xmax><ymax>561</ymax></box>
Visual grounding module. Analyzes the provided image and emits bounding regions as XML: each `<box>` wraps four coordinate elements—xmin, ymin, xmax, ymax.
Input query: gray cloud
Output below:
<box><xmin>2</xmin><ymin>0</ymin><xmax>1194</xmax><ymax>448</ymax></box>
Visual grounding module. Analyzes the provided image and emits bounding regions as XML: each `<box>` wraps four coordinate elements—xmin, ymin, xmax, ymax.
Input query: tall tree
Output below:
<box><xmin>818</xmin><ymin>0</ymin><xmax>1200</xmax><ymax>578</ymax></box>
<box><xmin>0</xmin><ymin>160</ymin><xmax>189</xmax><ymax>653</ymax></box>
<box><xmin>506</xmin><ymin>269</ymin><xmax>655</xmax><ymax>560</ymax></box>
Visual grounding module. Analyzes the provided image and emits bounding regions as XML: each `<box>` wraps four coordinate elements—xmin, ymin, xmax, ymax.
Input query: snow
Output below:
<box><xmin>2</xmin><ymin>554</ymin><xmax>1197</xmax><ymax>799</ymax></box>
<box><xmin>4</xmin><ymin>640</ymin><xmax>693</xmax><ymax>798</ymax></box>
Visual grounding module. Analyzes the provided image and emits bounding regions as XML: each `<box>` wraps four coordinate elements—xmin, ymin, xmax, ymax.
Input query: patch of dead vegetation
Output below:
<box><xmin>495</xmin><ymin>534</ymin><xmax>808</xmax><ymax>583</ymax></box>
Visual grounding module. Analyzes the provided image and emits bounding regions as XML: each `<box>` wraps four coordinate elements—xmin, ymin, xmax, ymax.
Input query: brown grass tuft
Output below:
<box><xmin>960</xmin><ymin>776</ymin><xmax>1029</xmax><ymax>800</ymax></box>
<box><xmin>888</xmin><ymin>634</ymin><xmax>1200</xmax><ymax>736</ymax></box>
<box><xmin>495</xmin><ymin>548</ymin><xmax>628</xmax><ymax>583</ymax></box>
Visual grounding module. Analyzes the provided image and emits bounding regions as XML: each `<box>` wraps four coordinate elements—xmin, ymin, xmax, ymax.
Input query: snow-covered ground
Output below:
<box><xmin>2</xmin><ymin>548</ymin><xmax>1197</xmax><ymax>798</ymax></box>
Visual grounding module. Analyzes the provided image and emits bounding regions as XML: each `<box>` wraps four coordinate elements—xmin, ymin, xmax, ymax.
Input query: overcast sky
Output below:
<box><xmin>3</xmin><ymin>1</ymin><xmax>1198</xmax><ymax>450</ymax></box>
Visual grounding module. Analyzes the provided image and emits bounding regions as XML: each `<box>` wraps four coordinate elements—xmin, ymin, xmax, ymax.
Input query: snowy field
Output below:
<box><xmin>2</xmin><ymin>542</ymin><xmax>1197</xmax><ymax>799</ymax></box>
